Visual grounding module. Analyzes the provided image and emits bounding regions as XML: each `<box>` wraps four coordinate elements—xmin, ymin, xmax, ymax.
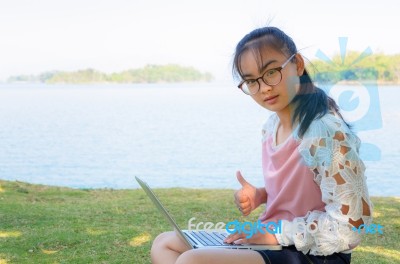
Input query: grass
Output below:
<box><xmin>0</xmin><ymin>180</ymin><xmax>399</xmax><ymax>264</ymax></box>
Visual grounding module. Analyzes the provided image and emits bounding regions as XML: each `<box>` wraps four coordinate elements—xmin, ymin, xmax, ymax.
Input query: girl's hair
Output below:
<box><xmin>232</xmin><ymin>27</ymin><xmax>347</xmax><ymax>137</ymax></box>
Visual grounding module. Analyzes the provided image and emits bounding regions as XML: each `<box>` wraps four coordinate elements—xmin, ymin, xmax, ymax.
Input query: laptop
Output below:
<box><xmin>135</xmin><ymin>176</ymin><xmax>282</xmax><ymax>250</ymax></box>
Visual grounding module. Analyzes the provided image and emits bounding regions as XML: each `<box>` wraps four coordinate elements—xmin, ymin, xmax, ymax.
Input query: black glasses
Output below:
<box><xmin>238</xmin><ymin>54</ymin><xmax>296</xmax><ymax>95</ymax></box>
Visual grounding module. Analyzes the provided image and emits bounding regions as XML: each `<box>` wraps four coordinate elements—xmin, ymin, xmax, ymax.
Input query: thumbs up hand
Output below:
<box><xmin>234</xmin><ymin>171</ymin><xmax>258</xmax><ymax>216</ymax></box>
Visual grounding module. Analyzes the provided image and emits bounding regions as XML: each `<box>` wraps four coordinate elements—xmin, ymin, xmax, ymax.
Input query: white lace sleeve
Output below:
<box><xmin>275</xmin><ymin>113</ymin><xmax>373</xmax><ymax>256</ymax></box>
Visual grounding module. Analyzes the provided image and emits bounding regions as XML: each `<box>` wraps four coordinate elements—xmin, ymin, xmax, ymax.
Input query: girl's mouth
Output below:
<box><xmin>264</xmin><ymin>95</ymin><xmax>279</xmax><ymax>104</ymax></box>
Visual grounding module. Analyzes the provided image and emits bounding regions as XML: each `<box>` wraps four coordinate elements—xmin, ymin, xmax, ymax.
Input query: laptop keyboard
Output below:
<box><xmin>189</xmin><ymin>231</ymin><xmax>230</xmax><ymax>246</ymax></box>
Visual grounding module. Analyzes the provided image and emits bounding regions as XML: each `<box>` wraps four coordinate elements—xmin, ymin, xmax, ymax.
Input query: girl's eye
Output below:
<box><xmin>245</xmin><ymin>79</ymin><xmax>257</xmax><ymax>85</ymax></box>
<box><xmin>265</xmin><ymin>69</ymin><xmax>277</xmax><ymax>77</ymax></box>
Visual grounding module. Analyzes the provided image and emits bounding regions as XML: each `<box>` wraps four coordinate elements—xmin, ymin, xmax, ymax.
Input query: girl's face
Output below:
<box><xmin>239</xmin><ymin>47</ymin><xmax>304</xmax><ymax>115</ymax></box>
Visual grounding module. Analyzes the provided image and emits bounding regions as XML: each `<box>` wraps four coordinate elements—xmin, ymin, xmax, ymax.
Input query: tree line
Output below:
<box><xmin>7</xmin><ymin>64</ymin><xmax>214</xmax><ymax>84</ymax></box>
<box><xmin>308</xmin><ymin>51</ymin><xmax>400</xmax><ymax>84</ymax></box>
<box><xmin>6</xmin><ymin>52</ymin><xmax>400</xmax><ymax>84</ymax></box>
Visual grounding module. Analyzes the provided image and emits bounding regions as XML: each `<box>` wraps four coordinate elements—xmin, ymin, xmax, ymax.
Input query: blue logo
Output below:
<box><xmin>225</xmin><ymin>219</ymin><xmax>282</xmax><ymax>239</ymax></box>
<box><xmin>315</xmin><ymin>37</ymin><xmax>382</xmax><ymax>161</ymax></box>
<box><xmin>351</xmin><ymin>223</ymin><xmax>384</xmax><ymax>235</ymax></box>
<box><xmin>187</xmin><ymin>218</ymin><xmax>282</xmax><ymax>239</ymax></box>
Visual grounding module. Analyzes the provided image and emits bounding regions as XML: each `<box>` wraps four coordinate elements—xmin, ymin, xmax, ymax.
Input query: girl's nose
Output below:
<box><xmin>259</xmin><ymin>80</ymin><xmax>273</xmax><ymax>93</ymax></box>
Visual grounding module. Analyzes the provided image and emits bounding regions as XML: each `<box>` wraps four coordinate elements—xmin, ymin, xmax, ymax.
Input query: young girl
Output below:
<box><xmin>150</xmin><ymin>26</ymin><xmax>372</xmax><ymax>264</ymax></box>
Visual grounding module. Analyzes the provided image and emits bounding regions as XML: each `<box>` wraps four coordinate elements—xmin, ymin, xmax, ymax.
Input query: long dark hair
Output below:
<box><xmin>232</xmin><ymin>27</ymin><xmax>346</xmax><ymax>137</ymax></box>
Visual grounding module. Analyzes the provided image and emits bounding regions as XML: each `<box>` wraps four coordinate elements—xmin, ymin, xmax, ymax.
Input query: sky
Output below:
<box><xmin>0</xmin><ymin>0</ymin><xmax>399</xmax><ymax>81</ymax></box>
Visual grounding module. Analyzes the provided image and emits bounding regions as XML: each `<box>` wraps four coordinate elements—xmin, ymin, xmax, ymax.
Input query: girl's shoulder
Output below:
<box><xmin>261</xmin><ymin>112</ymin><xmax>359</xmax><ymax>145</ymax></box>
<box><xmin>297</xmin><ymin>111</ymin><xmax>360</xmax><ymax>147</ymax></box>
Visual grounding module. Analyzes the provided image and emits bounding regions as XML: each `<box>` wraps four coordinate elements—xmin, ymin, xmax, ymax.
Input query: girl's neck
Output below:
<box><xmin>275</xmin><ymin>107</ymin><xmax>296</xmax><ymax>145</ymax></box>
<box><xmin>276</xmin><ymin>107</ymin><xmax>293</xmax><ymax>131</ymax></box>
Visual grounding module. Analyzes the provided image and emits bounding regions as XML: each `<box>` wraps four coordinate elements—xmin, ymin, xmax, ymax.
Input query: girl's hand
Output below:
<box><xmin>234</xmin><ymin>171</ymin><xmax>258</xmax><ymax>216</ymax></box>
<box><xmin>224</xmin><ymin>230</ymin><xmax>279</xmax><ymax>245</ymax></box>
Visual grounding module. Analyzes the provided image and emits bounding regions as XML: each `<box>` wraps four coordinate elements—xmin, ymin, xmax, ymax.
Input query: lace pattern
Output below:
<box><xmin>264</xmin><ymin>112</ymin><xmax>373</xmax><ymax>255</ymax></box>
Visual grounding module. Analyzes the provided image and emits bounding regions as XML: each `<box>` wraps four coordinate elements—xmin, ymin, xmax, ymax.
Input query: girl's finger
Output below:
<box><xmin>241</xmin><ymin>208</ymin><xmax>251</xmax><ymax>216</ymax></box>
<box><xmin>234</xmin><ymin>238</ymin><xmax>247</xmax><ymax>245</ymax></box>
<box><xmin>240</xmin><ymin>200</ymin><xmax>251</xmax><ymax>209</ymax></box>
<box><xmin>235</xmin><ymin>200</ymin><xmax>251</xmax><ymax>210</ymax></box>
<box><xmin>224</xmin><ymin>233</ymin><xmax>243</xmax><ymax>243</ymax></box>
<box><xmin>239</xmin><ymin>206</ymin><xmax>251</xmax><ymax>215</ymax></box>
<box><xmin>237</xmin><ymin>194</ymin><xmax>249</xmax><ymax>203</ymax></box>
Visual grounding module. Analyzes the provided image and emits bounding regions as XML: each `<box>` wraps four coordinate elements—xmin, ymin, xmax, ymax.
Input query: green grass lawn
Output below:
<box><xmin>0</xmin><ymin>180</ymin><xmax>399</xmax><ymax>264</ymax></box>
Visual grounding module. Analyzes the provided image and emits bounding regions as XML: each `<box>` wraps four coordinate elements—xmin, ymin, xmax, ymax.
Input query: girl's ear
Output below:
<box><xmin>295</xmin><ymin>54</ymin><xmax>305</xmax><ymax>76</ymax></box>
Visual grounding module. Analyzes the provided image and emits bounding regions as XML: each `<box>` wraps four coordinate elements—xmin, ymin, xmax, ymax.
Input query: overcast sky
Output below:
<box><xmin>0</xmin><ymin>0</ymin><xmax>398</xmax><ymax>81</ymax></box>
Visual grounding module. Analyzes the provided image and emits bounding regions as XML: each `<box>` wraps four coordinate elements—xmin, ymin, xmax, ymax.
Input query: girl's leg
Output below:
<box><xmin>152</xmin><ymin>234</ymin><xmax>350</xmax><ymax>264</ymax></box>
<box><xmin>151</xmin><ymin>231</ymin><xmax>265</xmax><ymax>264</ymax></box>
<box><xmin>151</xmin><ymin>231</ymin><xmax>191</xmax><ymax>264</ymax></box>
<box><xmin>175</xmin><ymin>248</ymin><xmax>265</xmax><ymax>264</ymax></box>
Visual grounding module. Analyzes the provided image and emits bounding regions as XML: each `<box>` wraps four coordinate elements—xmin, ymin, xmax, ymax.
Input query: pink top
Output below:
<box><xmin>256</xmin><ymin>113</ymin><xmax>373</xmax><ymax>256</ymax></box>
<box><xmin>258</xmin><ymin>132</ymin><xmax>325</xmax><ymax>223</ymax></box>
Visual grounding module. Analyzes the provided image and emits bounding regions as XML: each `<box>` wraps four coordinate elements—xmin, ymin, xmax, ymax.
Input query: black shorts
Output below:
<box><xmin>255</xmin><ymin>246</ymin><xmax>351</xmax><ymax>264</ymax></box>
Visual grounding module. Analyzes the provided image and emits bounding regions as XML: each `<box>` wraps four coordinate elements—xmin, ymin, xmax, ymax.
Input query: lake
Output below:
<box><xmin>0</xmin><ymin>82</ymin><xmax>399</xmax><ymax>196</ymax></box>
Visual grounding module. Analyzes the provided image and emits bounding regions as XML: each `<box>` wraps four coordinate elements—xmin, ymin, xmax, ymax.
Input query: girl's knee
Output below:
<box><xmin>151</xmin><ymin>231</ymin><xmax>172</xmax><ymax>262</ymax></box>
<box><xmin>151</xmin><ymin>231</ymin><xmax>190</xmax><ymax>258</ymax></box>
<box><xmin>151</xmin><ymin>231</ymin><xmax>173</xmax><ymax>251</ymax></box>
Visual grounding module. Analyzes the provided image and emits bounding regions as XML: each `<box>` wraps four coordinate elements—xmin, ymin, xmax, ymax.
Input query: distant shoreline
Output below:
<box><xmin>5</xmin><ymin>64</ymin><xmax>214</xmax><ymax>84</ymax></box>
<box><xmin>1</xmin><ymin>80</ymin><xmax>215</xmax><ymax>85</ymax></box>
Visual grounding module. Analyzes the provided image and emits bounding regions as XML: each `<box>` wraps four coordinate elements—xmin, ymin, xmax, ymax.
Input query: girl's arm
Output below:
<box><xmin>275</xmin><ymin>114</ymin><xmax>373</xmax><ymax>256</ymax></box>
<box><xmin>255</xmin><ymin>187</ymin><xmax>267</xmax><ymax>207</ymax></box>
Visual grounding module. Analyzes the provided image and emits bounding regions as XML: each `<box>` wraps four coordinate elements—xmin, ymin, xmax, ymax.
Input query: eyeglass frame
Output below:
<box><xmin>237</xmin><ymin>53</ymin><xmax>296</xmax><ymax>95</ymax></box>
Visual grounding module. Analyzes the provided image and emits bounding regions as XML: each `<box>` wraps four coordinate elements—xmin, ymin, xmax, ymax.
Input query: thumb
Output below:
<box><xmin>236</xmin><ymin>171</ymin><xmax>250</xmax><ymax>187</ymax></box>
